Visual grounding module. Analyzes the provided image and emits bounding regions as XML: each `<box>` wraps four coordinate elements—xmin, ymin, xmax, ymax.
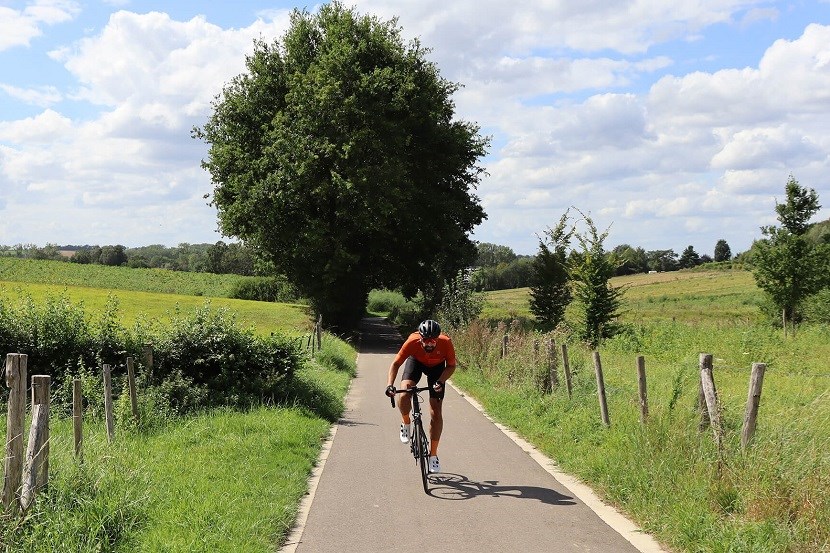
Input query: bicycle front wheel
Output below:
<box><xmin>414</xmin><ymin>419</ymin><xmax>429</xmax><ymax>493</ymax></box>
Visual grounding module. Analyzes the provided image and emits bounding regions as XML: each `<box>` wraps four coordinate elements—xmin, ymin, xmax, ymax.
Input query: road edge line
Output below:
<box><xmin>279</xmin><ymin>352</ymin><xmax>359</xmax><ymax>552</ymax></box>
<box><xmin>449</xmin><ymin>380</ymin><xmax>668</xmax><ymax>553</ymax></box>
<box><xmin>278</xmin><ymin>423</ymin><xmax>338</xmax><ymax>553</ymax></box>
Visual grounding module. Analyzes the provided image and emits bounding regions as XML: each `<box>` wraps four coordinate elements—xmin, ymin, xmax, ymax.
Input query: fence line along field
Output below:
<box><xmin>459</xmin><ymin>267</ymin><xmax>829</xmax><ymax>553</ymax></box>
<box><xmin>1</xmin><ymin>259</ymin><xmax>354</xmax><ymax>552</ymax></box>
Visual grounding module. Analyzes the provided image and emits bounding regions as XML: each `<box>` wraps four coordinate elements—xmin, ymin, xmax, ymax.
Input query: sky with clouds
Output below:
<box><xmin>1</xmin><ymin>0</ymin><xmax>829</xmax><ymax>256</ymax></box>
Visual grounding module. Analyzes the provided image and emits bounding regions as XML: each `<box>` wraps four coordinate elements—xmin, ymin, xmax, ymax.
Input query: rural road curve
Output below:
<box><xmin>281</xmin><ymin>317</ymin><xmax>668</xmax><ymax>553</ymax></box>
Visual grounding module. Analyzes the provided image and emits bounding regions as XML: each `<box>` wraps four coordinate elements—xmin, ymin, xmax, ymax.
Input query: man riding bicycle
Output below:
<box><xmin>385</xmin><ymin>319</ymin><xmax>456</xmax><ymax>474</ymax></box>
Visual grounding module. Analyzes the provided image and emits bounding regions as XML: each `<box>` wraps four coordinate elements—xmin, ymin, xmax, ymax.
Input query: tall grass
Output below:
<box><xmin>454</xmin><ymin>270</ymin><xmax>830</xmax><ymax>552</ymax></box>
<box><xmin>1</xmin><ymin>337</ymin><xmax>355</xmax><ymax>552</ymax></box>
<box><xmin>0</xmin><ymin>262</ymin><xmax>356</xmax><ymax>551</ymax></box>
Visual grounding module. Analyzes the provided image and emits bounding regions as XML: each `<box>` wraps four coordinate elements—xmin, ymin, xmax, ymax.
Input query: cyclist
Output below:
<box><xmin>385</xmin><ymin>319</ymin><xmax>456</xmax><ymax>473</ymax></box>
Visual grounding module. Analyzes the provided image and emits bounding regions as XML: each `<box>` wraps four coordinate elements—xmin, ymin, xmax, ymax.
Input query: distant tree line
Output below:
<box><xmin>0</xmin><ymin>231</ymin><xmax>761</xmax><ymax>289</ymax></box>
<box><xmin>469</xmin><ymin>237</ymin><xmax>739</xmax><ymax>292</ymax></box>
<box><xmin>0</xmin><ymin>241</ymin><xmax>262</xmax><ymax>276</ymax></box>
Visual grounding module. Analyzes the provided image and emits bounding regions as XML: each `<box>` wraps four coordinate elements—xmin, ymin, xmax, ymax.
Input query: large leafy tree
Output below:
<box><xmin>529</xmin><ymin>212</ymin><xmax>573</xmax><ymax>331</ymax></box>
<box><xmin>753</xmin><ymin>176</ymin><xmax>827</xmax><ymax>334</ymax></box>
<box><xmin>195</xmin><ymin>2</ymin><xmax>488</xmax><ymax>330</ymax></box>
<box><xmin>474</xmin><ymin>243</ymin><xmax>517</xmax><ymax>267</ymax></box>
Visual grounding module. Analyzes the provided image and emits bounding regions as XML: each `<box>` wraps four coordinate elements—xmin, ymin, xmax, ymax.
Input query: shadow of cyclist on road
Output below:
<box><xmin>426</xmin><ymin>473</ymin><xmax>577</xmax><ymax>505</ymax></box>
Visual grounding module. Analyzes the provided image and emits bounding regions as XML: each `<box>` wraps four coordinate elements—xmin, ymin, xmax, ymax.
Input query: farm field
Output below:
<box><xmin>482</xmin><ymin>268</ymin><xmax>762</xmax><ymax>325</ymax></box>
<box><xmin>457</xmin><ymin>267</ymin><xmax>830</xmax><ymax>552</ymax></box>
<box><xmin>0</xmin><ymin>260</ymin><xmax>350</xmax><ymax>552</ymax></box>
<box><xmin>0</xmin><ymin>280</ymin><xmax>311</xmax><ymax>336</ymax></box>
<box><xmin>0</xmin><ymin>257</ymin><xmax>250</xmax><ymax>298</ymax></box>
<box><xmin>0</xmin><ymin>255</ymin><xmax>312</xmax><ymax>336</ymax></box>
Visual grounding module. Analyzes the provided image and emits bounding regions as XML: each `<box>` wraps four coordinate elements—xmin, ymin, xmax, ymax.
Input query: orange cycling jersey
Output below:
<box><xmin>394</xmin><ymin>332</ymin><xmax>457</xmax><ymax>368</ymax></box>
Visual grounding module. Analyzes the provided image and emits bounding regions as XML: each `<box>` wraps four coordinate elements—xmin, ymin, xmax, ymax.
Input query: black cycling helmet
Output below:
<box><xmin>418</xmin><ymin>319</ymin><xmax>441</xmax><ymax>339</ymax></box>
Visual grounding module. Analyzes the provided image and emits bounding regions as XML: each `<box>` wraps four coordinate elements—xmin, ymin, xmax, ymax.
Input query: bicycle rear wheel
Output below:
<box><xmin>414</xmin><ymin>419</ymin><xmax>429</xmax><ymax>493</ymax></box>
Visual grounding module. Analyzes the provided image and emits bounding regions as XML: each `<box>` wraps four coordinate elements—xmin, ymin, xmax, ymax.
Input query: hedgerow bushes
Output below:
<box><xmin>150</xmin><ymin>305</ymin><xmax>302</xmax><ymax>411</ymax></box>
<box><xmin>0</xmin><ymin>291</ymin><xmax>301</xmax><ymax>413</ymax></box>
<box><xmin>229</xmin><ymin>276</ymin><xmax>301</xmax><ymax>303</ymax></box>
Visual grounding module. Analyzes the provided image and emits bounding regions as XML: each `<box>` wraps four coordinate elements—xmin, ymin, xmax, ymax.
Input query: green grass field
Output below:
<box><xmin>3</xmin><ymin>262</ymin><xmax>827</xmax><ymax>552</ymax></box>
<box><xmin>481</xmin><ymin>269</ymin><xmax>763</xmax><ymax>324</ymax></box>
<box><xmin>0</xmin><ymin>260</ymin><xmax>351</xmax><ymax>552</ymax></box>
<box><xmin>0</xmin><ymin>257</ymin><xmax>248</xmax><ymax>297</ymax></box>
<box><xmin>0</xmin><ymin>280</ymin><xmax>312</xmax><ymax>337</ymax></box>
<box><xmin>455</xmin><ymin>268</ymin><xmax>830</xmax><ymax>552</ymax></box>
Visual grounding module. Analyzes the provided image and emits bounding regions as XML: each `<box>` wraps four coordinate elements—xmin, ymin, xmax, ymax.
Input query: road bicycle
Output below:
<box><xmin>390</xmin><ymin>386</ymin><xmax>432</xmax><ymax>493</ymax></box>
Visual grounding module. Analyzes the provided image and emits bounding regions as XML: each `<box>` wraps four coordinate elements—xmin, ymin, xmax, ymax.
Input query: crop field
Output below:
<box><xmin>0</xmin><ymin>257</ymin><xmax>312</xmax><ymax>336</ymax></box>
<box><xmin>482</xmin><ymin>268</ymin><xmax>763</xmax><ymax>325</ymax></box>
<box><xmin>0</xmin><ymin>257</ymin><xmax>248</xmax><ymax>298</ymax></box>
<box><xmin>0</xmin><ymin>259</ymin><xmax>349</xmax><ymax>552</ymax></box>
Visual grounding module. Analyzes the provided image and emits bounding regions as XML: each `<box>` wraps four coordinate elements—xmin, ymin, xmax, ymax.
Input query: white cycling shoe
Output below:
<box><xmin>399</xmin><ymin>423</ymin><xmax>410</xmax><ymax>443</ymax></box>
<box><xmin>428</xmin><ymin>456</ymin><xmax>441</xmax><ymax>473</ymax></box>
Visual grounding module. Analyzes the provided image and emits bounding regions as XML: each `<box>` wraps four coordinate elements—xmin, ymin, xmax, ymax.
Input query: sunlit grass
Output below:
<box><xmin>1</xmin><ymin>352</ymin><xmax>354</xmax><ymax>552</ymax></box>
<box><xmin>0</xmin><ymin>281</ymin><xmax>311</xmax><ymax>336</ymax></box>
<box><xmin>458</xmin><ymin>269</ymin><xmax>830</xmax><ymax>552</ymax></box>
<box><xmin>0</xmin><ymin>260</ymin><xmax>355</xmax><ymax>552</ymax></box>
<box><xmin>0</xmin><ymin>258</ymin><xmax>248</xmax><ymax>297</ymax></box>
<box><xmin>481</xmin><ymin>269</ymin><xmax>762</xmax><ymax>325</ymax></box>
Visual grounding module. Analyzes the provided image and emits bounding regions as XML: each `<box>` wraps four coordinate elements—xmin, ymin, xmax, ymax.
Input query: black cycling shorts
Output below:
<box><xmin>401</xmin><ymin>357</ymin><xmax>446</xmax><ymax>400</ymax></box>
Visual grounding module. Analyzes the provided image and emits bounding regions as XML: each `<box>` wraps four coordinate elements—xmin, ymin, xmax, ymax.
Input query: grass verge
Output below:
<box><xmin>450</xmin><ymin>314</ymin><xmax>830</xmax><ymax>553</ymax></box>
<box><xmin>2</xmin><ymin>339</ymin><xmax>354</xmax><ymax>552</ymax></box>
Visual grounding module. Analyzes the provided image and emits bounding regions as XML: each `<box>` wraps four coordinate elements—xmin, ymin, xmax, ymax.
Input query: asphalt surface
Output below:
<box><xmin>283</xmin><ymin>317</ymin><xmax>664</xmax><ymax>553</ymax></box>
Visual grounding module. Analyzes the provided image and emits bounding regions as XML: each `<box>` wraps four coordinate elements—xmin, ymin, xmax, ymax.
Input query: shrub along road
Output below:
<box><xmin>282</xmin><ymin>318</ymin><xmax>667</xmax><ymax>552</ymax></box>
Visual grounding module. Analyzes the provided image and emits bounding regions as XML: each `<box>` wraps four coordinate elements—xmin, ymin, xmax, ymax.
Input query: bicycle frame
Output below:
<box><xmin>391</xmin><ymin>386</ymin><xmax>432</xmax><ymax>493</ymax></box>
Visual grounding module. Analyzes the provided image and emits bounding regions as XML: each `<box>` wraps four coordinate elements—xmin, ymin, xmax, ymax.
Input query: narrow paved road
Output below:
<box><xmin>282</xmin><ymin>318</ymin><xmax>666</xmax><ymax>552</ymax></box>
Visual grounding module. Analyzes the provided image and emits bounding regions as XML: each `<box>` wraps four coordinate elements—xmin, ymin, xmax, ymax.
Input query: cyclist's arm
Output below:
<box><xmin>439</xmin><ymin>337</ymin><xmax>457</xmax><ymax>384</ymax></box>
<box><xmin>387</xmin><ymin>359</ymin><xmax>404</xmax><ymax>388</ymax></box>
<box><xmin>439</xmin><ymin>363</ymin><xmax>456</xmax><ymax>384</ymax></box>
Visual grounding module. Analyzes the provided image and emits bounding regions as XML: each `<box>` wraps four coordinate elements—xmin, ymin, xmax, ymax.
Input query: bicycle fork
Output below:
<box><xmin>410</xmin><ymin>412</ymin><xmax>429</xmax><ymax>462</ymax></box>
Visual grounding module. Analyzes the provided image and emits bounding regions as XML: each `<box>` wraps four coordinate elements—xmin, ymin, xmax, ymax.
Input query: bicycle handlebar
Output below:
<box><xmin>389</xmin><ymin>385</ymin><xmax>433</xmax><ymax>407</ymax></box>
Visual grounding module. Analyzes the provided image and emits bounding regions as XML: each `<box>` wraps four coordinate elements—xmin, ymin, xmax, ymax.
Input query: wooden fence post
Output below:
<box><xmin>699</xmin><ymin>353</ymin><xmax>723</xmax><ymax>450</ymax></box>
<box><xmin>547</xmin><ymin>339</ymin><xmax>559</xmax><ymax>392</ymax></box>
<box><xmin>561</xmin><ymin>344</ymin><xmax>573</xmax><ymax>399</ymax></box>
<box><xmin>103</xmin><ymin>364</ymin><xmax>115</xmax><ymax>443</ymax></box>
<box><xmin>21</xmin><ymin>375</ymin><xmax>50</xmax><ymax>511</ymax></box>
<box><xmin>501</xmin><ymin>335</ymin><xmax>508</xmax><ymax>358</ymax></box>
<box><xmin>3</xmin><ymin>353</ymin><xmax>27</xmax><ymax>514</ymax></box>
<box><xmin>593</xmin><ymin>351</ymin><xmax>610</xmax><ymax>427</ymax></box>
<box><xmin>697</xmin><ymin>355</ymin><xmax>711</xmax><ymax>432</ymax></box>
<box><xmin>127</xmin><ymin>357</ymin><xmax>139</xmax><ymax>420</ymax></box>
<box><xmin>73</xmin><ymin>378</ymin><xmax>83</xmax><ymax>461</ymax></box>
<box><xmin>741</xmin><ymin>362</ymin><xmax>767</xmax><ymax>448</ymax></box>
<box><xmin>637</xmin><ymin>355</ymin><xmax>648</xmax><ymax>424</ymax></box>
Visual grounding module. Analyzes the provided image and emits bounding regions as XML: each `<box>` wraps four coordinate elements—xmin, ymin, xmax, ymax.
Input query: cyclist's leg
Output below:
<box><xmin>398</xmin><ymin>357</ymin><xmax>422</xmax><ymax>419</ymax></box>
<box><xmin>425</xmin><ymin>363</ymin><xmax>446</xmax><ymax>453</ymax></box>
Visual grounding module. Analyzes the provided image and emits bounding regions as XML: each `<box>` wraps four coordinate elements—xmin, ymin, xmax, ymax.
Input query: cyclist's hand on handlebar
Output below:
<box><xmin>385</xmin><ymin>385</ymin><xmax>396</xmax><ymax>398</ymax></box>
<box><xmin>433</xmin><ymin>380</ymin><xmax>444</xmax><ymax>392</ymax></box>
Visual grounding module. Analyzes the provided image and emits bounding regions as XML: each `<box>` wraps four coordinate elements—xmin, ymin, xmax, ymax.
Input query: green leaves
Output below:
<box><xmin>530</xmin><ymin>211</ymin><xmax>573</xmax><ymax>332</ymax></box>
<box><xmin>197</xmin><ymin>1</ymin><xmax>487</xmax><ymax>330</ymax></box>
<box><xmin>570</xmin><ymin>213</ymin><xmax>624</xmax><ymax>347</ymax></box>
<box><xmin>775</xmin><ymin>175</ymin><xmax>821</xmax><ymax>235</ymax></box>
<box><xmin>752</xmin><ymin>176</ymin><xmax>826</xmax><ymax>330</ymax></box>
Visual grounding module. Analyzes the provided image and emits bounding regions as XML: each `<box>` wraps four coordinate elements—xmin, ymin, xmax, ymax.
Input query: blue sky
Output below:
<box><xmin>1</xmin><ymin>0</ymin><xmax>829</xmax><ymax>256</ymax></box>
